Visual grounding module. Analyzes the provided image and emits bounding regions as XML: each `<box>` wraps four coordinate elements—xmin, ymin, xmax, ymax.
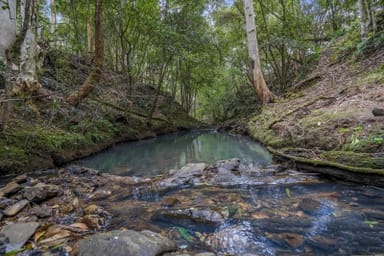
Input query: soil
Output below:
<box><xmin>247</xmin><ymin>48</ymin><xmax>384</xmax><ymax>172</ymax></box>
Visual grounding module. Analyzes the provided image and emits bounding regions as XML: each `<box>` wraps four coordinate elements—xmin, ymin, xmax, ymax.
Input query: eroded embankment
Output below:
<box><xmin>247</xmin><ymin>49</ymin><xmax>384</xmax><ymax>181</ymax></box>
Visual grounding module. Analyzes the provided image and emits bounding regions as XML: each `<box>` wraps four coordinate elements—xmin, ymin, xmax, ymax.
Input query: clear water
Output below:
<box><xmin>77</xmin><ymin>131</ymin><xmax>272</xmax><ymax>177</ymax></box>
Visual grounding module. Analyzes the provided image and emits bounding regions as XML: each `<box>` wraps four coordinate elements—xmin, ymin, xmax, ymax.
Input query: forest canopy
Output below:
<box><xmin>1</xmin><ymin>0</ymin><xmax>383</xmax><ymax>122</ymax></box>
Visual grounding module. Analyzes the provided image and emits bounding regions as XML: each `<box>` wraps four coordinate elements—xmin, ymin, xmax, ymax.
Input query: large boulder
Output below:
<box><xmin>76</xmin><ymin>229</ymin><xmax>177</xmax><ymax>256</ymax></box>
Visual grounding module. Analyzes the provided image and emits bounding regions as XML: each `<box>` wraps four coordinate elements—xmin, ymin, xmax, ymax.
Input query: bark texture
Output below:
<box><xmin>67</xmin><ymin>0</ymin><xmax>103</xmax><ymax>106</ymax></box>
<box><xmin>243</xmin><ymin>0</ymin><xmax>273</xmax><ymax>104</ymax></box>
<box><xmin>0</xmin><ymin>1</ymin><xmax>17</xmax><ymax>58</ymax></box>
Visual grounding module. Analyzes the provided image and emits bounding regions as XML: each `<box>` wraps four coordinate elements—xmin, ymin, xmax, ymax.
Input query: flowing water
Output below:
<box><xmin>80</xmin><ymin>131</ymin><xmax>384</xmax><ymax>255</ymax></box>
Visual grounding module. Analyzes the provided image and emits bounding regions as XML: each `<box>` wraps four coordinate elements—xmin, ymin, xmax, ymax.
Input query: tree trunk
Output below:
<box><xmin>87</xmin><ymin>16</ymin><xmax>94</xmax><ymax>53</ymax></box>
<box><xmin>366</xmin><ymin>0</ymin><xmax>377</xmax><ymax>35</ymax></box>
<box><xmin>16</xmin><ymin>0</ymin><xmax>40</xmax><ymax>90</ymax></box>
<box><xmin>50</xmin><ymin>0</ymin><xmax>56</xmax><ymax>40</ymax></box>
<box><xmin>67</xmin><ymin>0</ymin><xmax>103</xmax><ymax>106</ymax></box>
<box><xmin>243</xmin><ymin>0</ymin><xmax>273</xmax><ymax>104</ymax></box>
<box><xmin>0</xmin><ymin>0</ymin><xmax>17</xmax><ymax>58</ymax></box>
<box><xmin>1</xmin><ymin>0</ymin><xmax>41</xmax><ymax>130</ymax></box>
<box><xmin>358</xmin><ymin>0</ymin><xmax>368</xmax><ymax>40</ymax></box>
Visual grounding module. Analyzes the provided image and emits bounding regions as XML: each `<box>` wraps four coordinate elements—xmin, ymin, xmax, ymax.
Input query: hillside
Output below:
<box><xmin>247</xmin><ymin>42</ymin><xmax>384</xmax><ymax>178</ymax></box>
<box><xmin>0</xmin><ymin>51</ymin><xmax>201</xmax><ymax>175</ymax></box>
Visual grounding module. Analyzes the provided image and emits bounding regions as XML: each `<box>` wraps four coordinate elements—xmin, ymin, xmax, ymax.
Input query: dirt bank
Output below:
<box><xmin>247</xmin><ymin>48</ymin><xmax>384</xmax><ymax>177</ymax></box>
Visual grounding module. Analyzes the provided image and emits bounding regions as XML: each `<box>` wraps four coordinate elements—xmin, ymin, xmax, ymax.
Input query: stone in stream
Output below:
<box><xmin>267</xmin><ymin>233</ymin><xmax>304</xmax><ymax>249</ymax></box>
<box><xmin>0</xmin><ymin>222</ymin><xmax>40</xmax><ymax>252</ymax></box>
<box><xmin>0</xmin><ymin>198</ymin><xmax>16</xmax><ymax>209</ymax></box>
<box><xmin>159</xmin><ymin>163</ymin><xmax>207</xmax><ymax>189</ymax></box>
<box><xmin>298</xmin><ymin>198</ymin><xmax>333</xmax><ymax>216</ymax></box>
<box><xmin>75</xmin><ymin>229</ymin><xmax>177</xmax><ymax>256</ymax></box>
<box><xmin>0</xmin><ymin>233</ymin><xmax>9</xmax><ymax>255</ymax></box>
<box><xmin>152</xmin><ymin>207</ymin><xmax>225</xmax><ymax>231</ymax></box>
<box><xmin>204</xmin><ymin>221</ymin><xmax>273</xmax><ymax>255</ymax></box>
<box><xmin>3</xmin><ymin>199</ymin><xmax>29</xmax><ymax>217</ymax></box>
<box><xmin>0</xmin><ymin>182</ymin><xmax>21</xmax><ymax>196</ymax></box>
<box><xmin>307</xmin><ymin>236</ymin><xmax>339</xmax><ymax>252</ymax></box>
<box><xmin>14</xmin><ymin>174</ymin><xmax>28</xmax><ymax>184</ymax></box>
<box><xmin>22</xmin><ymin>183</ymin><xmax>59</xmax><ymax>203</ymax></box>
<box><xmin>31</xmin><ymin>204</ymin><xmax>53</xmax><ymax>218</ymax></box>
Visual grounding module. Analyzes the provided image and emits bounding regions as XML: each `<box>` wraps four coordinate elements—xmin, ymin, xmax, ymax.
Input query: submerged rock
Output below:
<box><xmin>299</xmin><ymin>198</ymin><xmax>321</xmax><ymax>215</ymax></box>
<box><xmin>75</xmin><ymin>229</ymin><xmax>177</xmax><ymax>256</ymax></box>
<box><xmin>0</xmin><ymin>233</ymin><xmax>8</xmax><ymax>255</ymax></box>
<box><xmin>3</xmin><ymin>199</ymin><xmax>29</xmax><ymax>217</ymax></box>
<box><xmin>204</xmin><ymin>221</ymin><xmax>273</xmax><ymax>255</ymax></box>
<box><xmin>152</xmin><ymin>207</ymin><xmax>224</xmax><ymax>231</ymax></box>
<box><xmin>0</xmin><ymin>222</ymin><xmax>40</xmax><ymax>252</ymax></box>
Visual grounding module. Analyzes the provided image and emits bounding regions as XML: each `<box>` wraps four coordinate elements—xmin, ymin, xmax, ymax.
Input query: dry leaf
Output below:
<box><xmin>34</xmin><ymin>230</ymin><xmax>46</xmax><ymax>243</ymax></box>
<box><xmin>251</xmin><ymin>211</ymin><xmax>269</xmax><ymax>219</ymax></box>
<box><xmin>39</xmin><ymin>230</ymin><xmax>71</xmax><ymax>245</ymax></box>
<box><xmin>45</xmin><ymin>225</ymin><xmax>63</xmax><ymax>237</ymax></box>
<box><xmin>69</xmin><ymin>223</ymin><xmax>88</xmax><ymax>231</ymax></box>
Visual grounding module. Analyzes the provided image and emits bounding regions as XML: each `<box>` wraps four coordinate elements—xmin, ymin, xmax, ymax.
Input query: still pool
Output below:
<box><xmin>77</xmin><ymin>131</ymin><xmax>272</xmax><ymax>177</ymax></box>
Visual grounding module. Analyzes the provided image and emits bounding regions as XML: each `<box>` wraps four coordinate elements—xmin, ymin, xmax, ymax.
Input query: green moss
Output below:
<box><xmin>343</xmin><ymin>130</ymin><xmax>384</xmax><ymax>153</ymax></box>
<box><xmin>322</xmin><ymin>150</ymin><xmax>384</xmax><ymax>169</ymax></box>
<box><xmin>268</xmin><ymin>147</ymin><xmax>384</xmax><ymax>175</ymax></box>
<box><xmin>0</xmin><ymin>145</ymin><xmax>29</xmax><ymax>171</ymax></box>
<box><xmin>358</xmin><ymin>64</ymin><xmax>384</xmax><ymax>84</ymax></box>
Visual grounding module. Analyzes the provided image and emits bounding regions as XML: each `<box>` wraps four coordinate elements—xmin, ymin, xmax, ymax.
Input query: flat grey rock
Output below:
<box><xmin>77</xmin><ymin>229</ymin><xmax>176</xmax><ymax>256</ymax></box>
<box><xmin>0</xmin><ymin>222</ymin><xmax>40</xmax><ymax>252</ymax></box>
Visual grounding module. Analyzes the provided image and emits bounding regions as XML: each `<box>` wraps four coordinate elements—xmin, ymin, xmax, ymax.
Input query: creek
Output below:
<box><xmin>77</xmin><ymin>131</ymin><xmax>272</xmax><ymax>177</ymax></box>
<box><xmin>77</xmin><ymin>131</ymin><xmax>384</xmax><ymax>255</ymax></box>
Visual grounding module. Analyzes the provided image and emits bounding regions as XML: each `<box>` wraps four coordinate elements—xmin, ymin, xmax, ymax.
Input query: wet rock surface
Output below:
<box><xmin>76</xmin><ymin>229</ymin><xmax>177</xmax><ymax>256</ymax></box>
<box><xmin>0</xmin><ymin>160</ymin><xmax>383</xmax><ymax>255</ymax></box>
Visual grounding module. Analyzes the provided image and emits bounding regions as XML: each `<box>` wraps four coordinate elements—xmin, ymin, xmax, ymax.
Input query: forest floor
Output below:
<box><xmin>0</xmin><ymin>51</ymin><xmax>201</xmax><ymax>175</ymax></box>
<box><xmin>247</xmin><ymin>45</ymin><xmax>384</xmax><ymax>176</ymax></box>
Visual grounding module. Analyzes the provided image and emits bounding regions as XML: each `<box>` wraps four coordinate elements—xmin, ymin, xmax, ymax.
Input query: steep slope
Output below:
<box><xmin>248</xmin><ymin>46</ymin><xmax>384</xmax><ymax>176</ymax></box>
<box><xmin>0</xmin><ymin>51</ymin><xmax>201</xmax><ymax>175</ymax></box>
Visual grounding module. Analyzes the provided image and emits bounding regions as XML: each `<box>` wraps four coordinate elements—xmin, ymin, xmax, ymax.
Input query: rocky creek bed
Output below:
<box><xmin>1</xmin><ymin>159</ymin><xmax>384</xmax><ymax>255</ymax></box>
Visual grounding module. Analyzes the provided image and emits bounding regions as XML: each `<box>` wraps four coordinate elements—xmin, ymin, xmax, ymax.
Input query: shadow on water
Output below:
<box><xmin>77</xmin><ymin>131</ymin><xmax>272</xmax><ymax>177</ymax></box>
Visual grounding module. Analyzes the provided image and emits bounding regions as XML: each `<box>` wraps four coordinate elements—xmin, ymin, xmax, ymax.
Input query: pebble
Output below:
<box><xmin>3</xmin><ymin>199</ymin><xmax>29</xmax><ymax>217</ymax></box>
<box><xmin>31</xmin><ymin>205</ymin><xmax>53</xmax><ymax>218</ymax></box>
<box><xmin>0</xmin><ymin>182</ymin><xmax>21</xmax><ymax>196</ymax></box>
<box><xmin>0</xmin><ymin>198</ymin><xmax>16</xmax><ymax>209</ymax></box>
<box><xmin>14</xmin><ymin>174</ymin><xmax>28</xmax><ymax>184</ymax></box>
<box><xmin>22</xmin><ymin>183</ymin><xmax>59</xmax><ymax>203</ymax></box>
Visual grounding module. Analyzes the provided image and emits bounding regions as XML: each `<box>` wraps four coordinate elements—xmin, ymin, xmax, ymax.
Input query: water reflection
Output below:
<box><xmin>77</xmin><ymin>131</ymin><xmax>272</xmax><ymax>176</ymax></box>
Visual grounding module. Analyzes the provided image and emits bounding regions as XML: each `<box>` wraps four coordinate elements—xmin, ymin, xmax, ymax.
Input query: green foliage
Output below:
<box><xmin>346</xmin><ymin>131</ymin><xmax>384</xmax><ymax>153</ymax></box>
<box><xmin>176</xmin><ymin>227</ymin><xmax>194</xmax><ymax>242</ymax></box>
<box><xmin>358</xmin><ymin>32</ymin><xmax>384</xmax><ymax>55</ymax></box>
